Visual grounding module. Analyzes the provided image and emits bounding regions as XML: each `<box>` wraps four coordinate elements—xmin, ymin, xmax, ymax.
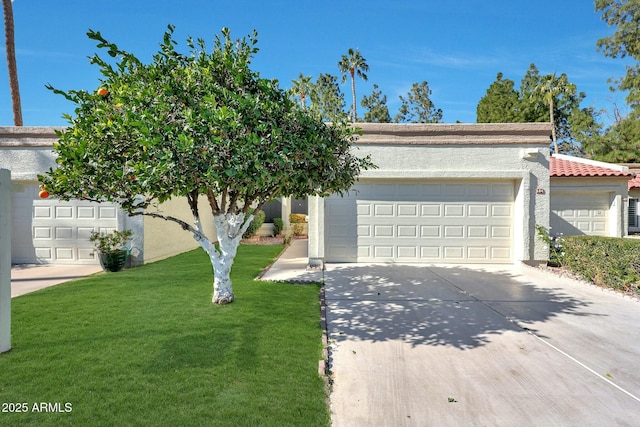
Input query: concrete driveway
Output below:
<box><xmin>323</xmin><ymin>263</ymin><xmax>640</xmax><ymax>426</ymax></box>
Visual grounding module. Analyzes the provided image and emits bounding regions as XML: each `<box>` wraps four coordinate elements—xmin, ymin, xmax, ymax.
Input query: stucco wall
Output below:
<box><xmin>142</xmin><ymin>195</ymin><xmax>217</xmax><ymax>263</ymax></box>
<box><xmin>0</xmin><ymin>127</ymin><xmax>61</xmax><ymax>180</ymax></box>
<box><xmin>308</xmin><ymin>123</ymin><xmax>552</xmax><ymax>265</ymax></box>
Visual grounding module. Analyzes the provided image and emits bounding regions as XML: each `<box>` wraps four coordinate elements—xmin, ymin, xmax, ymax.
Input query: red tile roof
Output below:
<box><xmin>629</xmin><ymin>175</ymin><xmax>640</xmax><ymax>189</ymax></box>
<box><xmin>550</xmin><ymin>156</ymin><xmax>633</xmax><ymax>178</ymax></box>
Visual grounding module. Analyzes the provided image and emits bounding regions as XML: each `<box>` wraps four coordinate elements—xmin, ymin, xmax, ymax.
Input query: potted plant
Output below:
<box><xmin>89</xmin><ymin>229</ymin><xmax>133</xmax><ymax>272</ymax></box>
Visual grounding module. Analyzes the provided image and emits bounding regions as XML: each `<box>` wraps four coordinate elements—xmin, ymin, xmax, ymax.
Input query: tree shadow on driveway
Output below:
<box><xmin>318</xmin><ymin>264</ymin><xmax>599</xmax><ymax>350</ymax></box>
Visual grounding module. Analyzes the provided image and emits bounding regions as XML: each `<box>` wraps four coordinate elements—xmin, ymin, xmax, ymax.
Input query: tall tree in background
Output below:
<box><xmin>534</xmin><ymin>72</ymin><xmax>573</xmax><ymax>154</ymax></box>
<box><xmin>477</xmin><ymin>64</ymin><xmax>593</xmax><ymax>155</ymax></box>
<box><xmin>596</xmin><ymin>0</ymin><xmax>640</xmax><ymax>110</ymax></box>
<box><xmin>290</xmin><ymin>73</ymin><xmax>312</xmax><ymax>110</ymax></box>
<box><xmin>587</xmin><ymin>0</ymin><xmax>640</xmax><ymax>162</ymax></box>
<box><xmin>581</xmin><ymin>106</ymin><xmax>640</xmax><ymax>162</ymax></box>
<box><xmin>476</xmin><ymin>72</ymin><xmax>520</xmax><ymax>123</ymax></box>
<box><xmin>394</xmin><ymin>81</ymin><xmax>442</xmax><ymax>123</ymax></box>
<box><xmin>361</xmin><ymin>83</ymin><xmax>391</xmax><ymax>123</ymax></box>
<box><xmin>2</xmin><ymin>0</ymin><xmax>22</xmax><ymax>125</ymax></box>
<box><xmin>338</xmin><ymin>48</ymin><xmax>369</xmax><ymax>123</ymax></box>
<box><xmin>40</xmin><ymin>27</ymin><xmax>373</xmax><ymax>304</ymax></box>
<box><xmin>308</xmin><ymin>73</ymin><xmax>347</xmax><ymax>122</ymax></box>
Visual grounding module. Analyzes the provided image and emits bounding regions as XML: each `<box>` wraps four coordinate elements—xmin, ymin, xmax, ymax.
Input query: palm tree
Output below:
<box><xmin>338</xmin><ymin>48</ymin><xmax>368</xmax><ymax>123</ymax></box>
<box><xmin>291</xmin><ymin>73</ymin><xmax>312</xmax><ymax>110</ymax></box>
<box><xmin>2</xmin><ymin>0</ymin><xmax>22</xmax><ymax>126</ymax></box>
<box><xmin>534</xmin><ymin>73</ymin><xmax>570</xmax><ymax>154</ymax></box>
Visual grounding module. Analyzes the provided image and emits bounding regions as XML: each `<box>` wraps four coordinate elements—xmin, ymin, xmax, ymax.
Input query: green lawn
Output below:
<box><xmin>0</xmin><ymin>245</ymin><xmax>329</xmax><ymax>427</ymax></box>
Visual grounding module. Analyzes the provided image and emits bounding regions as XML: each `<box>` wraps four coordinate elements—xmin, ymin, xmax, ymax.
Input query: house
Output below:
<box><xmin>1</xmin><ymin>126</ymin><xmax>217</xmax><ymax>266</ymax></box>
<box><xmin>12</xmin><ymin>123</ymin><xmax>629</xmax><ymax>269</ymax></box>
<box><xmin>550</xmin><ymin>154</ymin><xmax>633</xmax><ymax>238</ymax></box>
<box><xmin>307</xmin><ymin>123</ymin><xmax>552</xmax><ymax>267</ymax></box>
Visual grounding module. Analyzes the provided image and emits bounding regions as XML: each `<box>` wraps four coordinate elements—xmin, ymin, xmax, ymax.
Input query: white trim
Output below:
<box><xmin>553</xmin><ymin>153</ymin><xmax>630</xmax><ymax>172</ymax></box>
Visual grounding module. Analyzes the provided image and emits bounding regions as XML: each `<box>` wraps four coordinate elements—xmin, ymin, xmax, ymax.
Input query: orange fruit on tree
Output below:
<box><xmin>97</xmin><ymin>88</ymin><xmax>108</xmax><ymax>96</ymax></box>
<box><xmin>38</xmin><ymin>185</ymin><xmax>49</xmax><ymax>199</ymax></box>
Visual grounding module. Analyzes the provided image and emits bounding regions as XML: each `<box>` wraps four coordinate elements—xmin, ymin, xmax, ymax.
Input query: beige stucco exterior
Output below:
<box><xmin>142</xmin><ymin>195</ymin><xmax>217</xmax><ymax>264</ymax></box>
<box><xmin>308</xmin><ymin>123</ymin><xmax>552</xmax><ymax>267</ymax></box>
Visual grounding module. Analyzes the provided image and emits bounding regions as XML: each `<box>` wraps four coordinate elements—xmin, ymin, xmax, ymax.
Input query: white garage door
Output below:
<box><xmin>550</xmin><ymin>193</ymin><xmax>609</xmax><ymax>236</ymax></box>
<box><xmin>11</xmin><ymin>183</ymin><xmax>120</xmax><ymax>264</ymax></box>
<box><xmin>325</xmin><ymin>180</ymin><xmax>515</xmax><ymax>263</ymax></box>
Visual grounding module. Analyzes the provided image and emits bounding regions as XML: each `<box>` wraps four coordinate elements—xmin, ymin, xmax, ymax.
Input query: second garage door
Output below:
<box><xmin>325</xmin><ymin>180</ymin><xmax>515</xmax><ymax>263</ymax></box>
<box><xmin>550</xmin><ymin>192</ymin><xmax>610</xmax><ymax>236</ymax></box>
<box><xmin>11</xmin><ymin>182</ymin><xmax>120</xmax><ymax>264</ymax></box>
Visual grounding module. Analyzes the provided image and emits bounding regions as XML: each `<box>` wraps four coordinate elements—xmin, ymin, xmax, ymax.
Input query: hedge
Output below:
<box><xmin>560</xmin><ymin>235</ymin><xmax>640</xmax><ymax>295</ymax></box>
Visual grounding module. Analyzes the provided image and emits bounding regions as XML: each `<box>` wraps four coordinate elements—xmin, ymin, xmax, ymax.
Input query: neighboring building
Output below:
<box><xmin>550</xmin><ymin>154</ymin><xmax>633</xmax><ymax>238</ymax></box>
<box><xmin>1</xmin><ymin>127</ymin><xmax>216</xmax><ymax>266</ymax></box>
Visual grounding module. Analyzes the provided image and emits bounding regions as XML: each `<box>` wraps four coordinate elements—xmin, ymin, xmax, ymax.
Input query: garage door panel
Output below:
<box><xmin>11</xmin><ymin>183</ymin><xmax>120</xmax><ymax>264</ymax></box>
<box><xmin>397</xmin><ymin>204</ymin><xmax>417</xmax><ymax>216</ymax></box>
<box><xmin>397</xmin><ymin>225</ymin><xmax>417</xmax><ymax>237</ymax></box>
<box><xmin>397</xmin><ymin>246</ymin><xmax>417</xmax><ymax>259</ymax></box>
<box><xmin>551</xmin><ymin>193</ymin><xmax>609</xmax><ymax>237</ymax></box>
<box><xmin>325</xmin><ymin>180</ymin><xmax>514</xmax><ymax>263</ymax></box>
<box><xmin>468</xmin><ymin>226</ymin><xmax>488</xmax><ymax>238</ymax></box>
<box><xmin>421</xmin><ymin>204</ymin><xmax>441</xmax><ymax>216</ymax></box>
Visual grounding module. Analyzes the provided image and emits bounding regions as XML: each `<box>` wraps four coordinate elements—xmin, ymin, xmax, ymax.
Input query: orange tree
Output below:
<box><xmin>40</xmin><ymin>26</ymin><xmax>373</xmax><ymax>303</ymax></box>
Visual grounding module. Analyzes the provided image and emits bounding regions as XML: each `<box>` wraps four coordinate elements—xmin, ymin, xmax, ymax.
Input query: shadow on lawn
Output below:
<box><xmin>299</xmin><ymin>264</ymin><xmax>600</xmax><ymax>350</ymax></box>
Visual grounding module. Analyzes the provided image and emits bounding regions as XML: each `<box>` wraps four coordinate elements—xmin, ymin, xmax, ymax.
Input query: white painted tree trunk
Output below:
<box><xmin>194</xmin><ymin>212</ymin><xmax>253</xmax><ymax>304</ymax></box>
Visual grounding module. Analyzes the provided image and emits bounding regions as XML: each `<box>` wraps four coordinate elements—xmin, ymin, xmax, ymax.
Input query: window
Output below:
<box><xmin>629</xmin><ymin>199</ymin><xmax>638</xmax><ymax>228</ymax></box>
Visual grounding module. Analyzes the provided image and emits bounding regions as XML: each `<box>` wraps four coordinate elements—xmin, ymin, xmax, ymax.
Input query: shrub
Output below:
<box><xmin>89</xmin><ymin>229</ymin><xmax>133</xmax><ymax>254</ymax></box>
<box><xmin>243</xmin><ymin>209</ymin><xmax>266</xmax><ymax>238</ymax></box>
<box><xmin>561</xmin><ymin>235</ymin><xmax>640</xmax><ymax>294</ymax></box>
<box><xmin>273</xmin><ymin>217</ymin><xmax>284</xmax><ymax>236</ymax></box>
<box><xmin>289</xmin><ymin>213</ymin><xmax>307</xmax><ymax>236</ymax></box>
<box><xmin>535</xmin><ymin>225</ymin><xmax>565</xmax><ymax>267</ymax></box>
<box><xmin>289</xmin><ymin>213</ymin><xmax>307</xmax><ymax>224</ymax></box>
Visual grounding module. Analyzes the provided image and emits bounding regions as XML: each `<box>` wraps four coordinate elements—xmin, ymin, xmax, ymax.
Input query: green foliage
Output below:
<box><xmin>273</xmin><ymin>217</ymin><xmax>284</xmax><ymax>236</ymax></box>
<box><xmin>40</xmin><ymin>25</ymin><xmax>374</xmax><ymax>222</ymax></box>
<box><xmin>89</xmin><ymin>229</ymin><xmax>132</xmax><ymax>254</ymax></box>
<box><xmin>289</xmin><ymin>72</ymin><xmax>312</xmax><ymax>110</ymax></box>
<box><xmin>242</xmin><ymin>209</ymin><xmax>265</xmax><ymax>238</ymax></box>
<box><xmin>535</xmin><ymin>225</ymin><xmax>565</xmax><ymax>267</ymax></box>
<box><xmin>361</xmin><ymin>83</ymin><xmax>391</xmax><ymax>123</ymax></box>
<box><xmin>0</xmin><ymin>246</ymin><xmax>330</xmax><ymax>426</ymax></box>
<box><xmin>308</xmin><ymin>73</ymin><xmax>348</xmax><ymax>122</ymax></box>
<box><xmin>476</xmin><ymin>72</ymin><xmax>520</xmax><ymax>123</ymax></box>
<box><xmin>582</xmin><ymin>112</ymin><xmax>640</xmax><ymax>162</ymax></box>
<box><xmin>596</xmin><ymin>0</ymin><xmax>640</xmax><ymax>111</ymax></box>
<box><xmin>394</xmin><ymin>81</ymin><xmax>443</xmax><ymax>123</ymax></box>
<box><xmin>476</xmin><ymin>63</ymin><xmax>594</xmax><ymax>155</ymax></box>
<box><xmin>561</xmin><ymin>235</ymin><xmax>640</xmax><ymax>295</ymax></box>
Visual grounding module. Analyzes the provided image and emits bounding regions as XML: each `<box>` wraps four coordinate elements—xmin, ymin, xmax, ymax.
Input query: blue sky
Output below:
<box><xmin>0</xmin><ymin>0</ymin><xmax>634</xmax><ymax>126</ymax></box>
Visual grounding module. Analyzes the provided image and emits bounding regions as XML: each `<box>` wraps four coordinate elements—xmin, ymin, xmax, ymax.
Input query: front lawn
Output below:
<box><xmin>0</xmin><ymin>245</ymin><xmax>329</xmax><ymax>427</ymax></box>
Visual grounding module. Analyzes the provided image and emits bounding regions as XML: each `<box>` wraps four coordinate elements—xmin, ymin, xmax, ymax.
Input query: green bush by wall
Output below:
<box><xmin>243</xmin><ymin>209</ymin><xmax>266</xmax><ymax>238</ymax></box>
<box><xmin>561</xmin><ymin>235</ymin><xmax>640</xmax><ymax>295</ymax></box>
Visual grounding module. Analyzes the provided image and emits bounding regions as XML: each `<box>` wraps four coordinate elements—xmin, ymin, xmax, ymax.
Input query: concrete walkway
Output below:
<box><xmin>11</xmin><ymin>264</ymin><xmax>102</xmax><ymax>297</ymax></box>
<box><xmin>258</xmin><ymin>238</ymin><xmax>322</xmax><ymax>283</ymax></box>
